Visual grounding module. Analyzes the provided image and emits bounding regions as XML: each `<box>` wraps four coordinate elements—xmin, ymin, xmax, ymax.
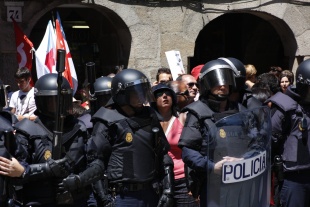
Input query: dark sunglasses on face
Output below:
<box><xmin>187</xmin><ymin>82</ymin><xmax>199</xmax><ymax>88</ymax></box>
<box><xmin>155</xmin><ymin>90</ymin><xmax>173</xmax><ymax>98</ymax></box>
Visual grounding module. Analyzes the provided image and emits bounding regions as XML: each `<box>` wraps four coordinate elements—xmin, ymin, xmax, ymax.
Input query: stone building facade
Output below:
<box><xmin>1</xmin><ymin>0</ymin><xmax>310</xmax><ymax>91</ymax></box>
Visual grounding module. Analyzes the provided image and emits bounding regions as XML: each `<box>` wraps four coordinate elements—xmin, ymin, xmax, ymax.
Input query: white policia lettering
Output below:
<box><xmin>222</xmin><ymin>150</ymin><xmax>267</xmax><ymax>183</ymax></box>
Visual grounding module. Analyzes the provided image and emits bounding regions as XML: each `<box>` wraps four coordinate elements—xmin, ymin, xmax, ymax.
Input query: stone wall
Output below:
<box><xmin>1</xmin><ymin>0</ymin><xmax>310</xmax><ymax>88</ymax></box>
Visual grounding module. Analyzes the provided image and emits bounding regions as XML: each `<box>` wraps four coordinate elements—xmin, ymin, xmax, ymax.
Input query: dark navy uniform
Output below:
<box><xmin>266</xmin><ymin>58</ymin><xmax>310</xmax><ymax>207</ymax></box>
<box><xmin>88</xmin><ymin>106</ymin><xmax>172</xmax><ymax>206</ymax></box>
<box><xmin>0</xmin><ymin>80</ymin><xmax>18</xmax><ymax>206</ymax></box>
<box><xmin>0</xmin><ymin>112</ymin><xmax>16</xmax><ymax>206</ymax></box>
<box><xmin>8</xmin><ymin>73</ymin><xmax>90</xmax><ymax>207</ymax></box>
<box><xmin>178</xmin><ymin>59</ymin><xmax>246</xmax><ymax>206</ymax></box>
<box><xmin>12</xmin><ymin>115</ymin><xmax>89</xmax><ymax>206</ymax></box>
<box><xmin>178</xmin><ymin>100</ymin><xmax>241</xmax><ymax>205</ymax></box>
<box><xmin>267</xmin><ymin>88</ymin><xmax>310</xmax><ymax>207</ymax></box>
<box><xmin>60</xmin><ymin>69</ymin><xmax>174</xmax><ymax>207</ymax></box>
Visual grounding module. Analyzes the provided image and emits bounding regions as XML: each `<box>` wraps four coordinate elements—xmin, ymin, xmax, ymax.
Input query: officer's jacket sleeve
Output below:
<box><xmin>270</xmin><ymin>107</ymin><xmax>285</xmax><ymax>141</ymax></box>
<box><xmin>86</xmin><ymin>120</ymin><xmax>112</xmax><ymax>163</ymax></box>
<box><xmin>178</xmin><ymin>112</ymin><xmax>214</xmax><ymax>173</ymax></box>
<box><xmin>13</xmin><ymin>132</ymin><xmax>31</xmax><ymax>170</ymax></box>
<box><xmin>178</xmin><ymin>112</ymin><xmax>203</xmax><ymax>150</ymax></box>
<box><xmin>182</xmin><ymin>146</ymin><xmax>214</xmax><ymax>173</ymax></box>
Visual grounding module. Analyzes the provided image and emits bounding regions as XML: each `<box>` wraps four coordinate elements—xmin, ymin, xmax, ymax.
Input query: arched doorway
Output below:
<box><xmin>29</xmin><ymin>4</ymin><xmax>131</xmax><ymax>89</ymax></box>
<box><xmin>191</xmin><ymin>12</ymin><xmax>297</xmax><ymax>74</ymax></box>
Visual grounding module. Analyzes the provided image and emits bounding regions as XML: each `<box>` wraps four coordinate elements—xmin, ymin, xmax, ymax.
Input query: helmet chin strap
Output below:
<box><xmin>208</xmin><ymin>92</ymin><xmax>228</xmax><ymax>102</ymax></box>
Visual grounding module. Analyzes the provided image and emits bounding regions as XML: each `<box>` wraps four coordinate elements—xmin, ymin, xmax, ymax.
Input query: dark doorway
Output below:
<box><xmin>29</xmin><ymin>5</ymin><xmax>131</xmax><ymax>89</ymax></box>
<box><xmin>191</xmin><ymin>13</ymin><xmax>291</xmax><ymax>75</ymax></box>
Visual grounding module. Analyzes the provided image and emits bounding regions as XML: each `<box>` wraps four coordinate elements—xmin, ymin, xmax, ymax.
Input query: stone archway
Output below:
<box><xmin>29</xmin><ymin>4</ymin><xmax>131</xmax><ymax>88</ymax></box>
<box><xmin>192</xmin><ymin>12</ymin><xmax>297</xmax><ymax>74</ymax></box>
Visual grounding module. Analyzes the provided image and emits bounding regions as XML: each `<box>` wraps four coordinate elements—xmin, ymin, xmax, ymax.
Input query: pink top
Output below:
<box><xmin>166</xmin><ymin>117</ymin><xmax>185</xmax><ymax>180</ymax></box>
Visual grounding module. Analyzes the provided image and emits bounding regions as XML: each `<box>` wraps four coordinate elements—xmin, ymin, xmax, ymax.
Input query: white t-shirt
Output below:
<box><xmin>9</xmin><ymin>87</ymin><xmax>36</xmax><ymax>117</ymax></box>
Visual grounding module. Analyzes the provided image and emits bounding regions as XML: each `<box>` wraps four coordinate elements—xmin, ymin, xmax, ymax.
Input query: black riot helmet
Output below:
<box><xmin>296</xmin><ymin>59</ymin><xmax>310</xmax><ymax>103</ymax></box>
<box><xmin>34</xmin><ymin>73</ymin><xmax>73</xmax><ymax>118</ymax></box>
<box><xmin>94</xmin><ymin>76</ymin><xmax>112</xmax><ymax>109</ymax></box>
<box><xmin>199</xmin><ymin>59</ymin><xmax>236</xmax><ymax>99</ymax></box>
<box><xmin>0</xmin><ymin>79</ymin><xmax>7</xmax><ymax>109</ymax></box>
<box><xmin>111</xmin><ymin>69</ymin><xmax>154</xmax><ymax>107</ymax></box>
<box><xmin>218</xmin><ymin>57</ymin><xmax>246</xmax><ymax>90</ymax></box>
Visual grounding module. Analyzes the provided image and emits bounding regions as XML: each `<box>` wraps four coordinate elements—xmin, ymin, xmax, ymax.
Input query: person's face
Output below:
<box><xmin>129</xmin><ymin>90</ymin><xmax>145</xmax><ymax>109</ymax></box>
<box><xmin>158</xmin><ymin>73</ymin><xmax>172</xmax><ymax>84</ymax></box>
<box><xmin>182</xmin><ymin>75</ymin><xmax>199</xmax><ymax>98</ymax></box>
<box><xmin>15</xmin><ymin>78</ymin><xmax>30</xmax><ymax>92</ymax></box>
<box><xmin>155</xmin><ymin>90</ymin><xmax>173</xmax><ymax>110</ymax></box>
<box><xmin>211</xmin><ymin>84</ymin><xmax>229</xmax><ymax>96</ymax></box>
<box><xmin>176</xmin><ymin>89</ymin><xmax>190</xmax><ymax>110</ymax></box>
<box><xmin>280</xmin><ymin>77</ymin><xmax>290</xmax><ymax>93</ymax></box>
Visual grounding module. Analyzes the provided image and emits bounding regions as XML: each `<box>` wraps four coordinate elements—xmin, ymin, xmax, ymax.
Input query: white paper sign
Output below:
<box><xmin>165</xmin><ymin>50</ymin><xmax>185</xmax><ymax>80</ymax></box>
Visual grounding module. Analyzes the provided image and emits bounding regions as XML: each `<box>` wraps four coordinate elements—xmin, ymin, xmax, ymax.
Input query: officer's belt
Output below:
<box><xmin>113</xmin><ymin>182</ymin><xmax>151</xmax><ymax>192</ymax></box>
<box><xmin>285</xmin><ymin>169</ymin><xmax>310</xmax><ymax>176</ymax></box>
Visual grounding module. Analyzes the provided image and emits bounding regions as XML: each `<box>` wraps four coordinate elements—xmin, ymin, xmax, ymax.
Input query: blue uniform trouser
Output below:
<box><xmin>280</xmin><ymin>172</ymin><xmax>310</xmax><ymax>207</ymax></box>
<box><xmin>115</xmin><ymin>187</ymin><xmax>159</xmax><ymax>207</ymax></box>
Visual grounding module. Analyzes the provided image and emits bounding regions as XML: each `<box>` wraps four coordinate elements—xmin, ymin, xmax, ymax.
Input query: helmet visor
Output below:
<box><xmin>126</xmin><ymin>82</ymin><xmax>155</xmax><ymax>107</ymax></box>
<box><xmin>202</xmin><ymin>68</ymin><xmax>235</xmax><ymax>91</ymax></box>
<box><xmin>35</xmin><ymin>94</ymin><xmax>73</xmax><ymax>118</ymax></box>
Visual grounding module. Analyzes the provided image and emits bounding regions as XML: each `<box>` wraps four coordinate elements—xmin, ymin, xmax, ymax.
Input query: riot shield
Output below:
<box><xmin>206</xmin><ymin>106</ymin><xmax>271</xmax><ymax>207</ymax></box>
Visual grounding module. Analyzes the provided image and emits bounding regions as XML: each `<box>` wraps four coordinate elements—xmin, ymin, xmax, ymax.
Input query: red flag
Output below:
<box><xmin>55</xmin><ymin>16</ymin><xmax>78</xmax><ymax>94</ymax></box>
<box><xmin>12</xmin><ymin>18</ymin><xmax>34</xmax><ymax>72</ymax></box>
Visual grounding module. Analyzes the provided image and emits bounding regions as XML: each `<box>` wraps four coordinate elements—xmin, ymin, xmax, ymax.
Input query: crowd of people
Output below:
<box><xmin>0</xmin><ymin>56</ymin><xmax>309</xmax><ymax>207</ymax></box>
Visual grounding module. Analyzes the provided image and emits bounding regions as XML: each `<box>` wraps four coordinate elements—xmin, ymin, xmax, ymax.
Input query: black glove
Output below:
<box><xmin>93</xmin><ymin>178</ymin><xmax>115</xmax><ymax>207</ymax></box>
<box><xmin>59</xmin><ymin>174</ymin><xmax>81</xmax><ymax>192</ymax></box>
<box><xmin>158</xmin><ymin>193</ymin><xmax>174</xmax><ymax>207</ymax></box>
<box><xmin>59</xmin><ymin>159</ymin><xmax>105</xmax><ymax>192</ymax></box>
<box><xmin>46</xmin><ymin>156</ymin><xmax>74</xmax><ymax>178</ymax></box>
<box><xmin>157</xmin><ymin>165</ymin><xmax>174</xmax><ymax>207</ymax></box>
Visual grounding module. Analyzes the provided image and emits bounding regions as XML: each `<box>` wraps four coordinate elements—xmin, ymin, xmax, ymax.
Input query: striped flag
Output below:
<box><xmin>55</xmin><ymin>12</ymin><xmax>78</xmax><ymax>94</ymax></box>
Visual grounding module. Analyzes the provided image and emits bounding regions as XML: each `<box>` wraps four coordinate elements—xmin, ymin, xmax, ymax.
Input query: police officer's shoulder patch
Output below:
<box><xmin>125</xmin><ymin>132</ymin><xmax>133</xmax><ymax>143</ymax></box>
<box><xmin>44</xmin><ymin>150</ymin><xmax>52</xmax><ymax>160</ymax></box>
<box><xmin>219</xmin><ymin>128</ymin><xmax>226</xmax><ymax>138</ymax></box>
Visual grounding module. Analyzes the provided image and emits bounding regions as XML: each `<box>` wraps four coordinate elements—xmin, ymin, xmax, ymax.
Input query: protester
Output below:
<box><xmin>153</xmin><ymin>67</ymin><xmax>173</xmax><ymax>86</ymax></box>
<box><xmin>167</xmin><ymin>81</ymin><xmax>191</xmax><ymax>112</ymax></box>
<box><xmin>176</xmin><ymin>74</ymin><xmax>199</xmax><ymax>103</ymax></box>
<box><xmin>151</xmin><ymin>83</ymin><xmax>199</xmax><ymax>207</ymax></box>
<box><xmin>9</xmin><ymin>67</ymin><xmax>36</xmax><ymax>121</ymax></box>
<box><xmin>279</xmin><ymin>70</ymin><xmax>294</xmax><ymax>94</ymax></box>
<box><xmin>269</xmin><ymin>66</ymin><xmax>283</xmax><ymax>80</ymax></box>
<box><xmin>245</xmin><ymin>64</ymin><xmax>257</xmax><ymax>89</ymax></box>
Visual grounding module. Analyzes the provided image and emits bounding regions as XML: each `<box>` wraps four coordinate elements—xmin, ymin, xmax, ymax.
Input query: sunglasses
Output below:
<box><xmin>155</xmin><ymin>90</ymin><xmax>173</xmax><ymax>98</ymax></box>
<box><xmin>187</xmin><ymin>82</ymin><xmax>199</xmax><ymax>88</ymax></box>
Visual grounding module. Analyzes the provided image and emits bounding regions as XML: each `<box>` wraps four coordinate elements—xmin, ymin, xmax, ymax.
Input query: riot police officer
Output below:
<box><xmin>78</xmin><ymin>76</ymin><xmax>113</xmax><ymax>134</ymax></box>
<box><xmin>219</xmin><ymin>57</ymin><xmax>262</xmax><ymax>109</ymax></box>
<box><xmin>59</xmin><ymin>69</ymin><xmax>174</xmax><ymax>207</ymax></box>
<box><xmin>178</xmin><ymin>59</ymin><xmax>247</xmax><ymax>206</ymax></box>
<box><xmin>266</xmin><ymin>59</ymin><xmax>310</xmax><ymax>207</ymax></box>
<box><xmin>93</xmin><ymin>76</ymin><xmax>112</xmax><ymax>110</ymax></box>
<box><xmin>0</xmin><ymin>73</ymin><xmax>89</xmax><ymax>206</ymax></box>
<box><xmin>0</xmin><ymin>79</ymin><xmax>18</xmax><ymax>206</ymax></box>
